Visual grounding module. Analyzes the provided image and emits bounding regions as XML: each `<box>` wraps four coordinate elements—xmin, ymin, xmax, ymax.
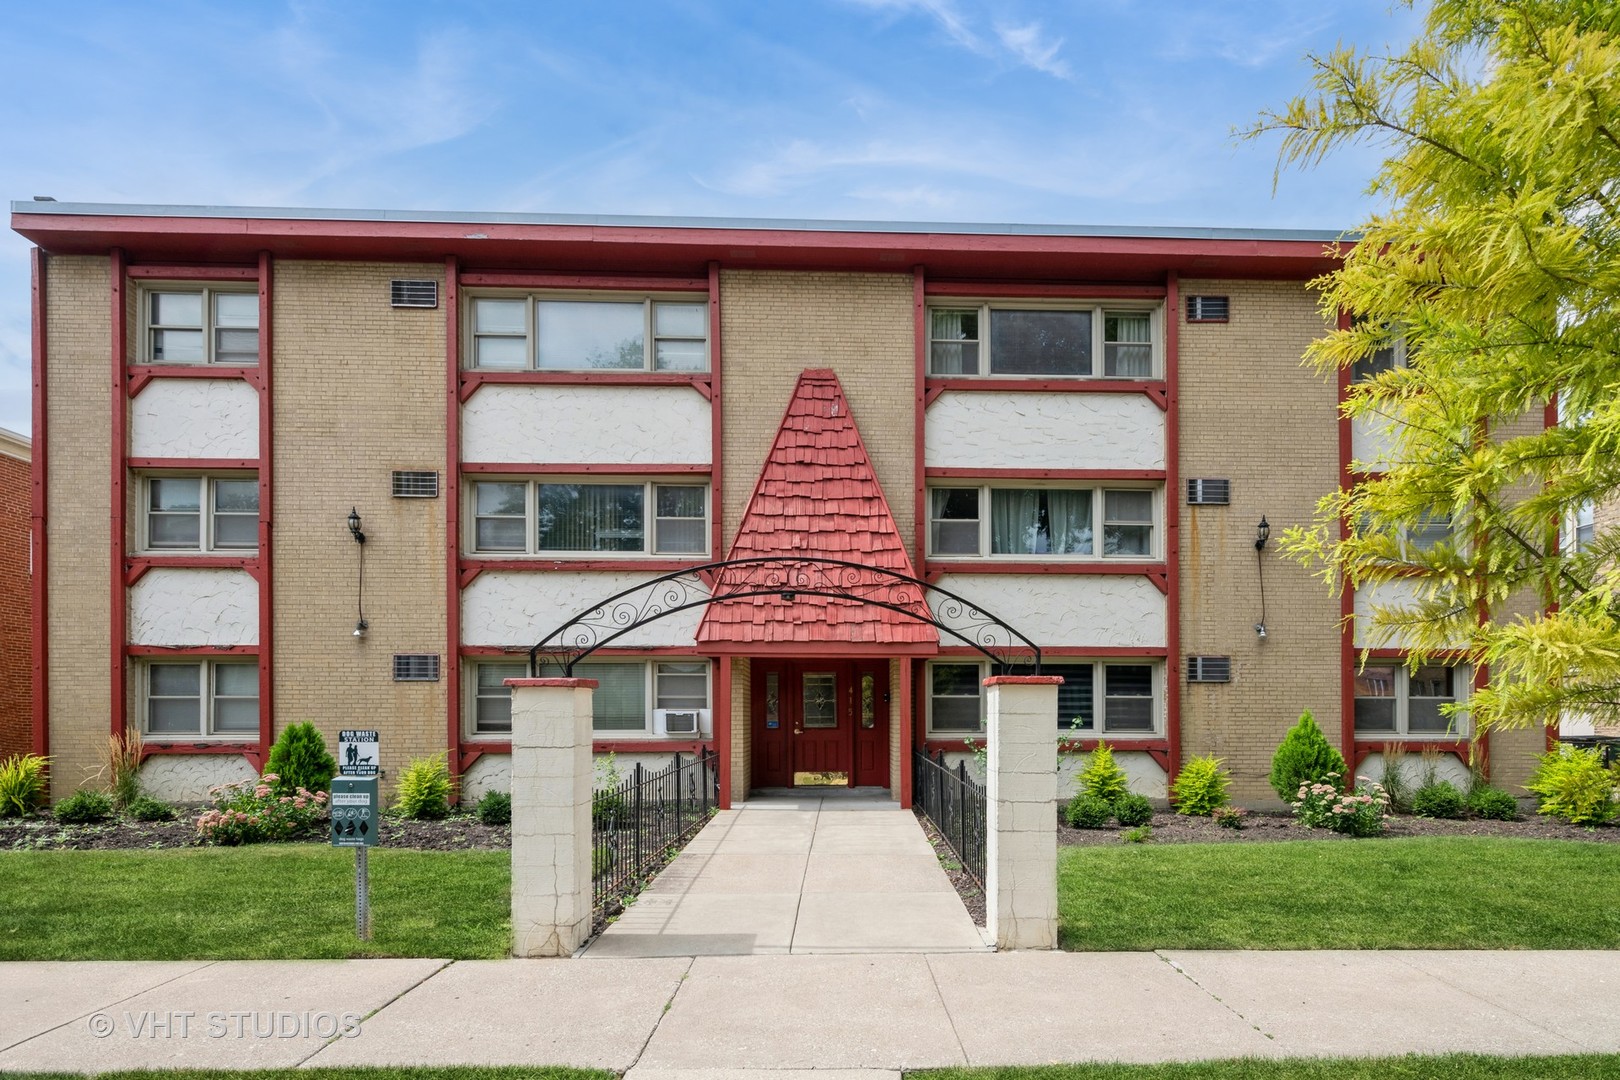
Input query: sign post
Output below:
<box><xmin>333</xmin><ymin>729</ymin><xmax>381</xmax><ymax>941</ymax></box>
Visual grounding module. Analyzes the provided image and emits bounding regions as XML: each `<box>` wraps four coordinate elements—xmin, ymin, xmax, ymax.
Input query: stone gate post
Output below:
<box><xmin>984</xmin><ymin>674</ymin><xmax>1062</xmax><ymax>950</ymax></box>
<box><xmin>506</xmin><ymin>677</ymin><xmax>596</xmax><ymax>957</ymax></box>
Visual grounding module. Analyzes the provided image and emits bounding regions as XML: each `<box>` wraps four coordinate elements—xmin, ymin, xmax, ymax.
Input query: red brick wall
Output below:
<box><xmin>0</xmin><ymin>448</ymin><xmax>30</xmax><ymax>760</ymax></box>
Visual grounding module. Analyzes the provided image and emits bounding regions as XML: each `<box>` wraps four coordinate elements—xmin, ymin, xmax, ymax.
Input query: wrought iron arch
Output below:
<box><xmin>529</xmin><ymin>556</ymin><xmax>1041</xmax><ymax>676</ymax></box>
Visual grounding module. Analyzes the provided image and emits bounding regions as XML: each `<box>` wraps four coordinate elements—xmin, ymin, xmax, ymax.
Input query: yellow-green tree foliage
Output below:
<box><xmin>1246</xmin><ymin>0</ymin><xmax>1620</xmax><ymax>734</ymax></box>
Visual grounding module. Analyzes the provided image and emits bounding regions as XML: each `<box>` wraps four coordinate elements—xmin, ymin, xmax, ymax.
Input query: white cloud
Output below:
<box><xmin>844</xmin><ymin>0</ymin><xmax>1072</xmax><ymax>78</ymax></box>
<box><xmin>994</xmin><ymin>22</ymin><xmax>1071</xmax><ymax>80</ymax></box>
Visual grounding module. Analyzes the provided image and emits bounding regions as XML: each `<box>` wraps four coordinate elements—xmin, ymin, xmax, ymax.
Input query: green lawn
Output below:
<box><xmin>0</xmin><ymin>848</ymin><xmax>510</xmax><ymax>960</ymax></box>
<box><xmin>916</xmin><ymin>1054</ymin><xmax>1620</xmax><ymax>1080</ymax></box>
<box><xmin>1060</xmin><ymin>836</ymin><xmax>1620</xmax><ymax>951</ymax></box>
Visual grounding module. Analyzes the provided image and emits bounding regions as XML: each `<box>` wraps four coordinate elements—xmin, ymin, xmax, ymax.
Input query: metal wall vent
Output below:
<box><xmin>1187</xmin><ymin>656</ymin><xmax>1232</xmax><ymax>683</ymax></box>
<box><xmin>392</xmin><ymin>470</ymin><xmax>440</xmax><ymax>498</ymax></box>
<box><xmin>392</xmin><ymin>654</ymin><xmax>441</xmax><ymax>682</ymax></box>
<box><xmin>1187</xmin><ymin>478</ymin><xmax>1231</xmax><ymax>505</ymax></box>
<box><xmin>390</xmin><ymin>280</ymin><xmax>439</xmax><ymax>309</ymax></box>
<box><xmin>1186</xmin><ymin>295</ymin><xmax>1230</xmax><ymax>322</ymax></box>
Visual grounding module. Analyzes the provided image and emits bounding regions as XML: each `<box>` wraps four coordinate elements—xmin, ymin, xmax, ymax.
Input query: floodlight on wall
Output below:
<box><xmin>349</xmin><ymin>508</ymin><xmax>368</xmax><ymax>640</ymax></box>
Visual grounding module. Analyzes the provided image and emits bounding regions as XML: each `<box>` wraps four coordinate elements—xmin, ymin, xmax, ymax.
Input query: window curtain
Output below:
<box><xmin>538</xmin><ymin>484</ymin><xmax>643</xmax><ymax>552</ymax></box>
<box><xmin>991</xmin><ymin>489</ymin><xmax>1043</xmax><ymax>553</ymax></box>
<box><xmin>1105</xmin><ymin>313</ymin><xmax>1153</xmax><ymax>377</ymax></box>
<box><xmin>930</xmin><ymin>310</ymin><xmax>977</xmax><ymax>374</ymax></box>
<box><xmin>1046</xmin><ymin>490</ymin><xmax>1092</xmax><ymax>554</ymax></box>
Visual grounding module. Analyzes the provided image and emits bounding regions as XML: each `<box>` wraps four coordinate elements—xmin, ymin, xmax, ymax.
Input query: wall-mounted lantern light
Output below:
<box><xmin>1254</xmin><ymin>516</ymin><xmax>1270</xmax><ymax>551</ymax></box>
<box><xmin>349</xmin><ymin>507</ymin><xmax>368</xmax><ymax>638</ymax></box>
<box><xmin>348</xmin><ymin>507</ymin><xmax>366</xmax><ymax>545</ymax></box>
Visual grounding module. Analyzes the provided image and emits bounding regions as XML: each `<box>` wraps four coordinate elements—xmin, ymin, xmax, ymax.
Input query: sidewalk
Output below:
<box><xmin>5</xmin><ymin>951</ymin><xmax>1619</xmax><ymax>1073</ymax></box>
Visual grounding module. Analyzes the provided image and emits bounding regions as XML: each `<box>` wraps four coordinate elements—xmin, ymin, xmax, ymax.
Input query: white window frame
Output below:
<box><xmin>1352</xmin><ymin>662</ymin><xmax>1471</xmax><ymax>738</ymax></box>
<box><xmin>466</xmin><ymin>292</ymin><xmax>710</xmax><ymax>372</ymax></box>
<box><xmin>141</xmin><ymin>658</ymin><xmax>260</xmax><ymax>739</ymax></box>
<box><xmin>926</xmin><ymin>483</ymin><xmax>1161</xmax><ymax>560</ymax></box>
<box><xmin>924</xmin><ymin>659</ymin><xmax>1163</xmax><ymax>738</ymax></box>
<box><xmin>139</xmin><ymin>285</ymin><xmax>260</xmax><ymax>365</ymax></box>
<box><xmin>1567</xmin><ymin>500</ymin><xmax>1597</xmax><ymax>554</ymax></box>
<box><xmin>926</xmin><ymin>302</ymin><xmax>1162</xmax><ymax>379</ymax></box>
<box><xmin>139</xmin><ymin>473</ymin><xmax>259</xmax><ymax>555</ymax></box>
<box><xmin>466</xmin><ymin>478</ymin><xmax>710</xmax><ymax>558</ymax></box>
<box><xmin>466</xmin><ymin>658</ymin><xmax>711</xmax><ymax>739</ymax></box>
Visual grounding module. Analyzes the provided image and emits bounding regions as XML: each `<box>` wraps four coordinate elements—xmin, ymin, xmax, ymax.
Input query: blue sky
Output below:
<box><xmin>0</xmin><ymin>0</ymin><xmax>1422</xmax><ymax>436</ymax></box>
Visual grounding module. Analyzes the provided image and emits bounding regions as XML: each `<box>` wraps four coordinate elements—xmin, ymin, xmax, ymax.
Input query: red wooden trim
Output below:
<box><xmin>506</xmin><ymin>677</ymin><xmax>599</xmax><ymax>688</ymax></box>
<box><xmin>125</xmin><ymin>555</ymin><xmax>260</xmax><ymax>585</ymax></box>
<box><xmin>459</xmin><ymin>644</ymin><xmax>705</xmax><ymax>658</ymax></box>
<box><xmin>1163</xmin><ymin>270</ymin><xmax>1182</xmax><ymax>785</ymax></box>
<box><xmin>898</xmin><ymin>656</ymin><xmax>914</xmax><ymax>809</ymax></box>
<box><xmin>127</xmin><ymin>457</ymin><xmax>258</xmax><ymax>471</ymax></box>
<box><xmin>110</xmin><ymin>247</ymin><xmax>128</xmax><ymax>741</ymax></box>
<box><xmin>445</xmin><ymin>256</ymin><xmax>464</xmax><ymax>785</ymax></box>
<box><xmin>716</xmin><ymin>655</ymin><xmax>732</xmax><ymax>809</ymax></box>
<box><xmin>1337</xmin><ymin>308</ymin><xmax>1356</xmax><ymax>765</ymax></box>
<box><xmin>29</xmin><ymin>247</ymin><xmax>48</xmax><ymax>762</ymax></box>
<box><xmin>925</xmin><ymin>467</ymin><xmax>1165</xmax><ymax>481</ymax></box>
<box><xmin>140</xmin><ymin>741</ymin><xmax>262</xmax><ymax>756</ymax></box>
<box><xmin>256</xmin><ymin>251</ymin><xmax>274</xmax><ymax>765</ymax></box>
<box><xmin>924</xmin><ymin>736</ymin><xmax>1169</xmax><ymax>754</ymax></box>
<box><xmin>934</xmin><ymin>645</ymin><xmax>1168</xmax><ymax>658</ymax></box>
<box><xmin>926</xmin><ymin>560</ymin><xmax>1167</xmax><ymax>577</ymax></box>
<box><xmin>926</xmin><ymin>377</ymin><xmax>1167</xmax><ymax>398</ymax></box>
<box><xmin>1360</xmin><ymin>647</ymin><xmax>1472</xmax><ymax>663</ymax></box>
<box><xmin>703</xmin><ymin>641</ymin><xmax>939</xmax><ymax>657</ymax></box>
<box><xmin>460</xmin><ymin>557</ymin><xmax>711</xmax><ymax>573</ymax></box>
<box><xmin>1352</xmin><ymin>739</ymin><xmax>1470</xmax><ymax>761</ymax></box>
<box><xmin>924</xmin><ymin>281</ymin><xmax>1167</xmax><ymax>300</ymax></box>
<box><xmin>127</xmin><ymin>365</ymin><xmax>260</xmax><ymax>396</ymax></box>
<box><xmin>709</xmin><ymin>260</ymin><xmax>725</xmax><ymax>563</ymax></box>
<box><xmin>461</xmin><ymin>461</ymin><xmax>709</xmax><ymax>475</ymax></box>
<box><xmin>913</xmin><ymin>266</ymin><xmax>928</xmax><ymax>572</ymax></box>
<box><xmin>126</xmin><ymin>644</ymin><xmax>261</xmax><ymax>656</ymax></box>
<box><xmin>458</xmin><ymin>369</ymin><xmax>708</xmax><ymax>402</ymax></box>
<box><xmin>459</xmin><ymin>271</ymin><xmax>707</xmax><ymax>291</ymax></box>
<box><xmin>456</xmin><ymin>739</ymin><xmax>714</xmax><ymax>756</ymax></box>
<box><xmin>126</xmin><ymin>264</ymin><xmax>257</xmax><ymax>281</ymax></box>
<box><xmin>924</xmin><ymin>386</ymin><xmax>944</xmax><ymax>409</ymax></box>
<box><xmin>984</xmin><ymin>675</ymin><xmax>1064</xmax><ymax>686</ymax></box>
<box><xmin>459</xmin><ymin>566</ymin><xmax>482</xmax><ymax>589</ymax></box>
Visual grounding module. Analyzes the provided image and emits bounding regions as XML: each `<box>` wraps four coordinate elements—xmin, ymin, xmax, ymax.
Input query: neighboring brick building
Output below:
<box><xmin>0</xmin><ymin>425</ymin><xmax>30</xmax><ymax>762</ymax></box>
<box><xmin>11</xmin><ymin>202</ymin><xmax>1538</xmax><ymax>804</ymax></box>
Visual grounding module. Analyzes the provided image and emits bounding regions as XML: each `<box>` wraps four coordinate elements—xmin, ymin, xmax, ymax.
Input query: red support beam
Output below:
<box><xmin>1163</xmin><ymin>271</ymin><xmax>1182</xmax><ymax>785</ymax></box>
<box><xmin>29</xmin><ymin>248</ymin><xmax>48</xmax><ymax>763</ymax></box>
<box><xmin>913</xmin><ymin>267</ymin><xmax>928</xmax><ymax>572</ymax></box>
<box><xmin>109</xmin><ymin>248</ymin><xmax>127</xmax><ymax>741</ymax></box>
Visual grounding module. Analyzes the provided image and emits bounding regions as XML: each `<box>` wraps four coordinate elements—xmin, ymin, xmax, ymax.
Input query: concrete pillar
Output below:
<box><xmin>506</xmin><ymin>677</ymin><xmax>596</xmax><ymax>958</ymax></box>
<box><xmin>984</xmin><ymin>675</ymin><xmax>1062</xmax><ymax>950</ymax></box>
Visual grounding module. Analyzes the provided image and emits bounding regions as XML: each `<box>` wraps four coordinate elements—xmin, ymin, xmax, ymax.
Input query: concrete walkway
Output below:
<box><xmin>585</xmin><ymin>793</ymin><xmax>989</xmax><ymax>957</ymax></box>
<box><xmin>5</xmin><ymin>951</ymin><xmax>1620</xmax><ymax>1073</ymax></box>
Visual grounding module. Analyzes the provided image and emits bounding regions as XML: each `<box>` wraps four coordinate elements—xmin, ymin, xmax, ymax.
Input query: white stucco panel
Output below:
<box><xmin>460</xmin><ymin>754</ymin><xmax>511</xmax><ymax>802</ymax></box>
<box><xmin>130</xmin><ymin>379</ymin><xmax>260</xmax><ymax>459</ymax></box>
<box><xmin>1349</xmin><ymin>414</ymin><xmax>1398</xmax><ymax>473</ymax></box>
<box><xmin>129</xmin><ymin>568</ymin><xmax>259</xmax><ymax>646</ymax></box>
<box><xmin>925</xmin><ymin>392</ymin><xmax>1164</xmax><ymax>471</ymax></box>
<box><xmin>933</xmin><ymin>573</ymin><xmax>1166</xmax><ymax>648</ymax></box>
<box><xmin>462</xmin><ymin>571</ymin><xmax>706</xmax><ymax>647</ymax></box>
<box><xmin>462</xmin><ymin>385</ymin><xmax>711</xmax><ymax>464</ymax></box>
<box><xmin>137</xmin><ymin>754</ymin><xmax>259</xmax><ymax>803</ymax></box>
<box><xmin>1353</xmin><ymin>578</ymin><xmax>1465</xmax><ymax>649</ymax></box>
<box><xmin>1356</xmin><ymin>751</ymin><xmax>1472</xmax><ymax>791</ymax></box>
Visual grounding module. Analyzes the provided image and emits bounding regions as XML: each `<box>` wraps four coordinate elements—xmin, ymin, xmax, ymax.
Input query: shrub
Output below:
<box><xmin>1171</xmin><ymin>755</ymin><xmax>1231</xmax><ymax>816</ymax></box>
<box><xmin>1467</xmin><ymin>784</ymin><xmax>1520</xmax><ymax>821</ymax></box>
<box><xmin>476</xmin><ymin>790</ymin><xmax>512</xmax><ymax>826</ymax></box>
<box><xmin>1526</xmin><ymin>746</ymin><xmax>1618</xmax><ymax>825</ymax></box>
<box><xmin>1379</xmin><ymin>743</ymin><xmax>1414</xmax><ymax>813</ymax></box>
<box><xmin>1120</xmin><ymin>825</ymin><xmax>1153</xmax><ymax>844</ymax></box>
<box><xmin>1293</xmin><ymin>773</ymin><xmax>1389</xmax><ymax>836</ymax></box>
<box><xmin>1078</xmin><ymin>742</ymin><xmax>1129</xmax><ymax>804</ymax></box>
<box><xmin>105</xmin><ymin>729</ymin><xmax>143</xmax><ymax>810</ymax></box>
<box><xmin>1411</xmin><ymin>781</ymin><xmax>1466</xmax><ymax>819</ymax></box>
<box><xmin>196</xmin><ymin>777</ymin><xmax>328</xmax><ymax>845</ymax></box>
<box><xmin>395</xmin><ymin>754</ymin><xmax>452</xmax><ymax>821</ymax></box>
<box><xmin>0</xmin><ymin>754</ymin><xmax>49</xmax><ymax>818</ymax></box>
<box><xmin>1269</xmin><ymin>709</ymin><xmax>1348</xmax><ymax>802</ymax></box>
<box><xmin>263</xmin><ymin>723</ymin><xmax>337</xmax><ymax>797</ymax></box>
<box><xmin>1113</xmin><ymin>792</ymin><xmax>1154</xmax><ymax>827</ymax></box>
<box><xmin>125</xmin><ymin>795</ymin><xmax>177</xmax><ymax>822</ymax></box>
<box><xmin>1064</xmin><ymin>793</ymin><xmax>1113</xmax><ymax>829</ymax></box>
<box><xmin>1212</xmin><ymin>805</ymin><xmax>1247</xmax><ymax>829</ymax></box>
<box><xmin>54</xmin><ymin>789</ymin><xmax>115</xmax><ymax>824</ymax></box>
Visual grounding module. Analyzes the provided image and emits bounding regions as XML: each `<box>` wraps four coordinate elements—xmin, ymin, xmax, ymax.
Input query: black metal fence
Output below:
<box><xmin>592</xmin><ymin>749</ymin><xmax>720</xmax><ymax>913</ymax></box>
<box><xmin>912</xmin><ymin>749</ymin><xmax>987</xmax><ymax>890</ymax></box>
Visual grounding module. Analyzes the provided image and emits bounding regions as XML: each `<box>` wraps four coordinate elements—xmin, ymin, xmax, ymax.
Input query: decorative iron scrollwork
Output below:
<box><xmin>530</xmin><ymin>556</ymin><xmax>1040</xmax><ymax>676</ymax></box>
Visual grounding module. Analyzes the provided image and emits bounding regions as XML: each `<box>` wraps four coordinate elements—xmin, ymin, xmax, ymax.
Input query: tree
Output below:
<box><xmin>1244</xmin><ymin>0</ymin><xmax>1620</xmax><ymax>735</ymax></box>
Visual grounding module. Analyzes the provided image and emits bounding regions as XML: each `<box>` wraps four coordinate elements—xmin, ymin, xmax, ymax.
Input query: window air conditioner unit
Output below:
<box><xmin>654</xmin><ymin>709</ymin><xmax>708</xmax><ymax>736</ymax></box>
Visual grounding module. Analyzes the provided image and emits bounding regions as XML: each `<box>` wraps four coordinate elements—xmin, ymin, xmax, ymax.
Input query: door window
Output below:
<box><xmin>802</xmin><ymin>672</ymin><xmax>838</xmax><ymax>729</ymax></box>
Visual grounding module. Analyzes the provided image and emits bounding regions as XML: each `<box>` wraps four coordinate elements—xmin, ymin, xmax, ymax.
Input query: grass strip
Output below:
<box><xmin>916</xmin><ymin>1052</ymin><xmax>1620</xmax><ymax>1079</ymax></box>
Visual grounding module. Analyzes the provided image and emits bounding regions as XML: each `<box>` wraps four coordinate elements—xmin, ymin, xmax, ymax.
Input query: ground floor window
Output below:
<box><xmin>1354</xmin><ymin>662</ymin><xmax>1469</xmax><ymax>737</ymax></box>
<box><xmin>469</xmin><ymin>658</ymin><xmax>711</xmax><ymax>737</ymax></box>
<box><xmin>142</xmin><ymin>659</ymin><xmax>259</xmax><ymax>737</ymax></box>
<box><xmin>925</xmin><ymin>659</ymin><xmax>1161</xmax><ymax>737</ymax></box>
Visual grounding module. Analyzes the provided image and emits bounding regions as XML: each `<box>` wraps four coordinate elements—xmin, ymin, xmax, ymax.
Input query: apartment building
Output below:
<box><xmin>12</xmin><ymin>201</ymin><xmax>1547</xmax><ymax>805</ymax></box>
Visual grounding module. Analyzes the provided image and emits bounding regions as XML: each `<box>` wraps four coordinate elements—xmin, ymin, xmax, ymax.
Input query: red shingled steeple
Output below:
<box><xmin>697</xmin><ymin>370</ymin><xmax>938</xmax><ymax>651</ymax></box>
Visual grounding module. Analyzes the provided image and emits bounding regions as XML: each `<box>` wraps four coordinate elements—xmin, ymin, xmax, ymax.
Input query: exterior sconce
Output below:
<box><xmin>1254</xmin><ymin>516</ymin><xmax>1270</xmax><ymax>551</ymax></box>
<box><xmin>348</xmin><ymin>507</ymin><xmax>366</xmax><ymax>545</ymax></box>
<box><xmin>349</xmin><ymin>507</ymin><xmax>367</xmax><ymax>639</ymax></box>
<box><xmin>1254</xmin><ymin>516</ymin><xmax>1270</xmax><ymax>641</ymax></box>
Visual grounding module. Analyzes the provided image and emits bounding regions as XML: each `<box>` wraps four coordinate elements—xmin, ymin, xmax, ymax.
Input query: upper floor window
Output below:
<box><xmin>143</xmin><ymin>474</ymin><xmax>258</xmax><ymax>553</ymax></box>
<box><xmin>1353</xmin><ymin>663</ymin><xmax>1469</xmax><ymax>737</ymax></box>
<box><xmin>928</xmin><ymin>485</ymin><xmax>1157</xmax><ymax>559</ymax></box>
<box><xmin>928</xmin><ymin>304</ymin><xmax>1158</xmax><ymax>378</ymax></box>
<box><xmin>469</xmin><ymin>295</ymin><xmax>708</xmax><ymax>372</ymax></box>
<box><xmin>143</xmin><ymin>288</ymin><xmax>259</xmax><ymax>365</ymax></box>
<box><xmin>1351</xmin><ymin>322</ymin><xmax>1406</xmax><ymax>382</ymax></box>
<box><xmin>1569</xmin><ymin>500</ymin><xmax>1597</xmax><ymax>553</ymax></box>
<box><xmin>469</xmin><ymin>478</ymin><xmax>708</xmax><ymax>557</ymax></box>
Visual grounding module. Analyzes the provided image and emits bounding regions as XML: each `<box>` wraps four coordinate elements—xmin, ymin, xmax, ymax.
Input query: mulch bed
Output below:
<box><xmin>0</xmin><ymin>811</ymin><xmax>512</xmax><ymax>852</ymax></box>
<box><xmin>913</xmin><ymin>812</ymin><xmax>987</xmax><ymax>927</ymax></box>
<box><xmin>1057</xmin><ymin>809</ymin><xmax>1620</xmax><ymax>845</ymax></box>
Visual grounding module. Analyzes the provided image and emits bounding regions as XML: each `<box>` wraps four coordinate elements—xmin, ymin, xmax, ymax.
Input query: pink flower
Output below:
<box><xmin>254</xmin><ymin>785</ymin><xmax>271</xmax><ymax>799</ymax></box>
<box><xmin>293</xmin><ymin>798</ymin><xmax>307</xmax><ymax>809</ymax></box>
<box><xmin>262</xmin><ymin>773</ymin><xmax>279</xmax><ymax>783</ymax></box>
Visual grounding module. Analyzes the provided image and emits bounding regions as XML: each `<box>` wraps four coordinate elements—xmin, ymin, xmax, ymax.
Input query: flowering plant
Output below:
<box><xmin>195</xmin><ymin>773</ymin><xmax>328</xmax><ymax>845</ymax></box>
<box><xmin>1292</xmin><ymin>772</ymin><xmax>1389</xmax><ymax>837</ymax></box>
<box><xmin>1212</xmin><ymin>805</ymin><xmax>1247</xmax><ymax>830</ymax></box>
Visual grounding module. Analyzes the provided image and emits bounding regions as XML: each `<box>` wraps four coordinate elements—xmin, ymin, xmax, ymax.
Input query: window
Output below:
<box><xmin>1568</xmin><ymin>500</ymin><xmax>1596</xmax><ymax>554</ymax></box>
<box><xmin>1351</xmin><ymin>323</ymin><xmax>1406</xmax><ymax>381</ymax></box>
<box><xmin>470</xmin><ymin>659</ymin><xmax>711</xmax><ymax>737</ymax></box>
<box><xmin>1353</xmin><ymin>663</ymin><xmax>1469</xmax><ymax>737</ymax></box>
<box><xmin>143</xmin><ymin>660</ymin><xmax>259</xmax><ymax>737</ymax></box>
<box><xmin>1405</xmin><ymin>511</ymin><xmax>1453</xmax><ymax>554</ymax></box>
<box><xmin>927</xmin><ymin>304</ymin><xmax>1159</xmax><ymax>378</ymax></box>
<box><xmin>143</xmin><ymin>475</ymin><xmax>258</xmax><ymax>553</ymax></box>
<box><xmin>927</xmin><ymin>485</ymin><xmax>1158</xmax><ymax>559</ymax></box>
<box><xmin>469</xmin><ymin>479</ymin><xmax>708</xmax><ymax>557</ymax></box>
<box><xmin>926</xmin><ymin>660</ymin><xmax>1160</xmax><ymax>736</ymax></box>
<box><xmin>468</xmin><ymin>295</ymin><xmax>708</xmax><ymax>372</ymax></box>
<box><xmin>142</xmin><ymin>288</ymin><xmax>259</xmax><ymax>365</ymax></box>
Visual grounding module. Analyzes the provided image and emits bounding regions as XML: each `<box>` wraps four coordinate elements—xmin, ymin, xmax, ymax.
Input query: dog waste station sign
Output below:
<box><xmin>333</xmin><ymin>730</ymin><xmax>380</xmax><ymax>939</ymax></box>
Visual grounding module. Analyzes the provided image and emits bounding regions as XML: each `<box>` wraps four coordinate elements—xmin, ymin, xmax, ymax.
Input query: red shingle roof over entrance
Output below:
<box><xmin>697</xmin><ymin>370</ymin><xmax>939</xmax><ymax>651</ymax></box>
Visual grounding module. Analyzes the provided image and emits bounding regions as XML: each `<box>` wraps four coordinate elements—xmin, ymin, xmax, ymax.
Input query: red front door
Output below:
<box><xmin>750</xmin><ymin>661</ymin><xmax>891</xmax><ymax>790</ymax></box>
